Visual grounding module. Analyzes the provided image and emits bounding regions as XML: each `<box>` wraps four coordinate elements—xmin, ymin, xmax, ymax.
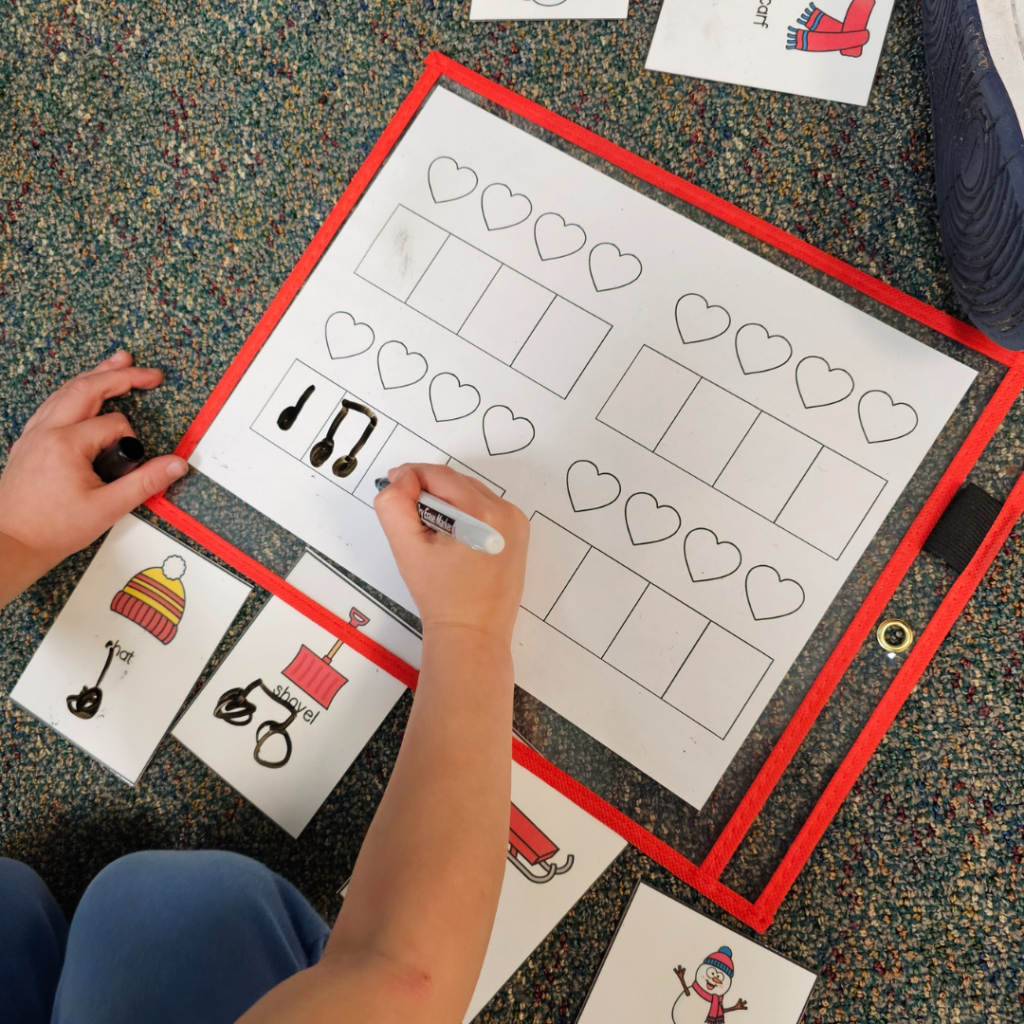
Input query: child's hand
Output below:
<box><xmin>0</xmin><ymin>351</ymin><xmax>188</xmax><ymax>585</ymax></box>
<box><xmin>374</xmin><ymin>463</ymin><xmax>529</xmax><ymax>645</ymax></box>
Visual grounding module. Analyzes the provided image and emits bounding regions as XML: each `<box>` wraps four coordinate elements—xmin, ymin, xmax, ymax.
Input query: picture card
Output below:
<box><xmin>645</xmin><ymin>0</ymin><xmax>896</xmax><ymax>105</ymax></box>
<box><xmin>190</xmin><ymin>85</ymin><xmax>975</xmax><ymax>810</ymax></box>
<box><xmin>465</xmin><ymin>759</ymin><xmax>627</xmax><ymax>1021</ymax></box>
<box><xmin>576</xmin><ymin>882</ymin><xmax>817</xmax><ymax>1023</ymax></box>
<box><xmin>470</xmin><ymin>0</ymin><xmax>629</xmax><ymax>20</ymax></box>
<box><xmin>173</xmin><ymin>550</ymin><xmax>421</xmax><ymax>837</ymax></box>
<box><xmin>9</xmin><ymin>514</ymin><xmax>251</xmax><ymax>784</ymax></box>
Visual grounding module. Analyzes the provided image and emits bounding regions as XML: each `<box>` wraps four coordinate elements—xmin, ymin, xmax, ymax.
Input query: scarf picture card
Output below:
<box><xmin>9</xmin><ymin>514</ymin><xmax>252</xmax><ymax>785</ymax></box>
<box><xmin>576</xmin><ymin>882</ymin><xmax>817</xmax><ymax>1023</ymax></box>
<box><xmin>173</xmin><ymin>551</ymin><xmax>421</xmax><ymax>838</ymax></box>
<box><xmin>646</xmin><ymin>0</ymin><xmax>895</xmax><ymax>105</ymax></box>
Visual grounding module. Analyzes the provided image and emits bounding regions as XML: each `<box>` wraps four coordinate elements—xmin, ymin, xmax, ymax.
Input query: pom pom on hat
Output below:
<box><xmin>703</xmin><ymin>947</ymin><xmax>734</xmax><ymax>978</ymax></box>
<box><xmin>162</xmin><ymin>555</ymin><xmax>187</xmax><ymax>581</ymax></box>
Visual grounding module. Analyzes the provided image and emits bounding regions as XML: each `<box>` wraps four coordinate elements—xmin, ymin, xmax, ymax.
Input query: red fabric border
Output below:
<box><xmin>143</xmin><ymin>52</ymin><xmax>1024</xmax><ymax>934</ymax></box>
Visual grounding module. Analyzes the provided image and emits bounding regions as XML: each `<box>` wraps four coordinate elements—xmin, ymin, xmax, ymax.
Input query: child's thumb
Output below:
<box><xmin>99</xmin><ymin>455</ymin><xmax>189</xmax><ymax>517</ymax></box>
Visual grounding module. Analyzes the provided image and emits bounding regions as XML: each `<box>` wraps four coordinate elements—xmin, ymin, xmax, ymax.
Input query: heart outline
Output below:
<box><xmin>589</xmin><ymin>242</ymin><xmax>642</xmax><ymax>292</ymax></box>
<box><xmin>482</xmin><ymin>405</ymin><xmax>535</xmax><ymax>455</ymax></box>
<box><xmin>734</xmin><ymin>323</ymin><xmax>793</xmax><ymax>375</ymax></box>
<box><xmin>858</xmin><ymin>390</ymin><xmax>919</xmax><ymax>443</ymax></box>
<box><xmin>683</xmin><ymin>528</ymin><xmax>742</xmax><ymax>582</ymax></box>
<box><xmin>481</xmin><ymin>183</ymin><xmax>532</xmax><ymax>231</ymax></box>
<box><xmin>566</xmin><ymin>460</ymin><xmax>622</xmax><ymax>512</ymax></box>
<box><xmin>795</xmin><ymin>355</ymin><xmax>855</xmax><ymax>409</ymax></box>
<box><xmin>534</xmin><ymin>212</ymin><xmax>587</xmax><ymax>261</ymax></box>
<box><xmin>429</xmin><ymin>372</ymin><xmax>481</xmax><ymax>422</ymax></box>
<box><xmin>624</xmin><ymin>492</ymin><xmax>682</xmax><ymax>546</ymax></box>
<box><xmin>324</xmin><ymin>311</ymin><xmax>375</xmax><ymax>360</ymax></box>
<box><xmin>675</xmin><ymin>293</ymin><xmax>731</xmax><ymax>344</ymax></box>
<box><xmin>427</xmin><ymin>156</ymin><xmax>478</xmax><ymax>203</ymax></box>
<box><xmin>745</xmin><ymin>565</ymin><xmax>805</xmax><ymax>620</ymax></box>
<box><xmin>376</xmin><ymin>340</ymin><xmax>428</xmax><ymax>390</ymax></box>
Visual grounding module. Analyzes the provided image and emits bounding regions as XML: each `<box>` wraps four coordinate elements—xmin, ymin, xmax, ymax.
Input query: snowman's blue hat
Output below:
<box><xmin>703</xmin><ymin>946</ymin><xmax>734</xmax><ymax>978</ymax></box>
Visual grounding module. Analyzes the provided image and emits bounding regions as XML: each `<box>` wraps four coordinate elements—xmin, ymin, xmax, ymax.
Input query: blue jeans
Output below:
<box><xmin>0</xmin><ymin>851</ymin><xmax>330</xmax><ymax>1024</ymax></box>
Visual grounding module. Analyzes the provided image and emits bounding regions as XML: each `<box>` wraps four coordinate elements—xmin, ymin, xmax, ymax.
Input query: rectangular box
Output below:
<box><xmin>715</xmin><ymin>414</ymin><xmax>822</xmax><ymax>520</ymax></box>
<box><xmin>251</xmin><ymin>360</ymin><xmax>345</xmax><ymax>459</ymax></box>
<box><xmin>662</xmin><ymin>624</ymin><xmax>772</xmax><ymax>738</ymax></box>
<box><xmin>655</xmin><ymin>379</ymin><xmax>758</xmax><ymax>484</ymax></box>
<box><xmin>521</xmin><ymin>514</ymin><xmax>591</xmax><ymax>619</ymax></box>
<box><xmin>407</xmin><ymin>235</ymin><xmax>500</xmax><ymax>332</ymax></box>
<box><xmin>604</xmin><ymin>586</ymin><xmax>708</xmax><ymax>696</ymax></box>
<box><xmin>352</xmin><ymin>426</ymin><xmax>448</xmax><ymax>505</ymax></box>
<box><xmin>776</xmin><ymin>448</ymin><xmax>886</xmax><ymax>557</ymax></box>
<box><xmin>511</xmin><ymin>297</ymin><xmax>612</xmax><ymax>398</ymax></box>
<box><xmin>546</xmin><ymin>549</ymin><xmax>648</xmax><ymax>656</ymax></box>
<box><xmin>460</xmin><ymin>265</ymin><xmax>555</xmax><ymax>363</ymax></box>
<box><xmin>598</xmin><ymin>346</ymin><xmax>700</xmax><ymax>450</ymax></box>
<box><xmin>356</xmin><ymin>205</ymin><xmax>448</xmax><ymax>301</ymax></box>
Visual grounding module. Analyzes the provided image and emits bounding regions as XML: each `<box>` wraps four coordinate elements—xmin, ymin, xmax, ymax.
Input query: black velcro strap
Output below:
<box><xmin>923</xmin><ymin>483</ymin><xmax>1003</xmax><ymax>575</ymax></box>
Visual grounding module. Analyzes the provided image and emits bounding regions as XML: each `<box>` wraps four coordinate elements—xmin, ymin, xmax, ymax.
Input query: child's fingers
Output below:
<box><xmin>65</xmin><ymin>412</ymin><xmax>137</xmax><ymax>460</ymax></box>
<box><xmin>95</xmin><ymin>455</ymin><xmax>189</xmax><ymax>519</ymax></box>
<box><xmin>396</xmin><ymin>463</ymin><xmax>501</xmax><ymax>523</ymax></box>
<box><xmin>36</xmin><ymin>366</ymin><xmax>164</xmax><ymax>429</ymax></box>
<box><xmin>374</xmin><ymin>466</ymin><xmax>431</xmax><ymax>547</ymax></box>
<box><xmin>80</xmin><ymin>350</ymin><xmax>134</xmax><ymax>377</ymax></box>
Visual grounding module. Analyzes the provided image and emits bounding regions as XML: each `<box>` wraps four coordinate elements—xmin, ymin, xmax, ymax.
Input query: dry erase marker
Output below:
<box><xmin>375</xmin><ymin>478</ymin><xmax>505</xmax><ymax>555</ymax></box>
<box><xmin>93</xmin><ymin>436</ymin><xmax>146</xmax><ymax>482</ymax></box>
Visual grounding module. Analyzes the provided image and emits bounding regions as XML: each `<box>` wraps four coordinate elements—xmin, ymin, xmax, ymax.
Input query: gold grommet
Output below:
<box><xmin>876</xmin><ymin>617</ymin><xmax>913</xmax><ymax>653</ymax></box>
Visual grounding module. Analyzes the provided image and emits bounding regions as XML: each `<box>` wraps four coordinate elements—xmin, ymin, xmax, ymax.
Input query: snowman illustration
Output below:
<box><xmin>672</xmin><ymin>947</ymin><xmax>748</xmax><ymax>1023</ymax></box>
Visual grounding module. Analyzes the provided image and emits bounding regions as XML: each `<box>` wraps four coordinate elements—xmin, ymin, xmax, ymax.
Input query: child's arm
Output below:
<box><xmin>238</xmin><ymin>463</ymin><xmax>529</xmax><ymax>1024</ymax></box>
<box><xmin>0</xmin><ymin>350</ymin><xmax>188</xmax><ymax>608</ymax></box>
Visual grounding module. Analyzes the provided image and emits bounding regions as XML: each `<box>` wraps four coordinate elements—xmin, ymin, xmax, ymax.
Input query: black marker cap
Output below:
<box><xmin>92</xmin><ymin>436</ymin><xmax>146</xmax><ymax>482</ymax></box>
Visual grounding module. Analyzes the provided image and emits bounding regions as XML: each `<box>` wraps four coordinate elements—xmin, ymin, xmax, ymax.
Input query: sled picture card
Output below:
<box><xmin>469</xmin><ymin>0</ymin><xmax>629</xmax><ymax>21</ymax></box>
<box><xmin>9</xmin><ymin>515</ymin><xmax>251</xmax><ymax>785</ymax></box>
<box><xmin>187</xmin><ymin>84</ymin><xmax>976</xmax><ymax>813</ymax></box>
<box><xmin>646</xmin><ymin>0</ymin><xmax>896</xmax><ymax>105</ymax></box>
<box><xmin>576</xmin><ymin>882</ymin><xmax>817</xmax><ymax>1024</ymax></box>
<box><xmin>173</xmin><ymin>551</ymin><xmax>420</xmax><ymax>837</ymax></box>
<box><xmin>464</xmin><ymin>760</ymin><xmax>628</xmax><ymax>1021</ymax></box>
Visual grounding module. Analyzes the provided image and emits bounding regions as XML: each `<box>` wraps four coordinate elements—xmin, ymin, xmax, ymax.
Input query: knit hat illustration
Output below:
<box><xmin>110</xmin><ymin>555</ymin><xmax>187</xmax><ymax>644</ymax></box>
<box><xmin>787</xmin><ymin>0</ymin><xmax>874</xmax><ymax>56</ymax></box>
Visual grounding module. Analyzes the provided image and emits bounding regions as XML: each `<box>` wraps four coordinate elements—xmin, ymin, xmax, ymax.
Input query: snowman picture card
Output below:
<box><xmin>576</xmin><ymin>882</ymin><xmax>817</xmax><ymax>1024</ymax></box>
<box><xmin>469</xmin><ymin>0</ymin><xmax>629</xmax><ymax>21</ymax></box>
<box><xmin>645</xmin><ymin>0</ymin><xmax>895</xmax><ymax>105</ymax></box>
<box><xmin>9</xmin><ymin>514</ymin><xmax>252</xmax><ymax>785</ymax></box>
<box><xmin>173</xmin><ymin>550</ymin><xmax>421</xmax><ymax>838</ymax></box>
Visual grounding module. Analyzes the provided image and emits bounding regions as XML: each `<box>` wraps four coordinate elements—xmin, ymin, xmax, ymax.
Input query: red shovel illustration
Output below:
<box><xmin>507</xmin><ymin>802</ymin><xmax>574</xmax><ymax>883</ymax></box>
<box><xmin>281</xmin><ymin>607</ymin><xmax>370</xmax><ymax>709</ymax></box>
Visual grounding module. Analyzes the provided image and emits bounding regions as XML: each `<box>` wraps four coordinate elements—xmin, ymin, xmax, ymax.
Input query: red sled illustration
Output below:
<box><xmin>507</xmin><ymin>802</ymin><xmax>574</xmax><ymax>883</ymax></box>
<box><xmin>281</xmin><ymin>607</ymin><xmax>370</xmax><ymax>709</ymax></box>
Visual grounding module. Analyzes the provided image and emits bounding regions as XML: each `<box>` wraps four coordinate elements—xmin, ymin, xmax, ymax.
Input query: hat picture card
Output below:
<box><xmin>9</xmin><ymin>514</ymin><xmax>252</xmax><ymax>785</ymax></box>
<box><xmin>576</xmin><ymin>882</ymin><xmax>817</xmax><ymax>1024</ymax></box>
<box><xmin>173</xmin><ymin>550</ymin><xmax>421</xmax><ymax>838</ymax></box>
<box><xmin>646</xmin><ymin>0</ymin><xmax>895</xmax><ymax>105</ymax></box>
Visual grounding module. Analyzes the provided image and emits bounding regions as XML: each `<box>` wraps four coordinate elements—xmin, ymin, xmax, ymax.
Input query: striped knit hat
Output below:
<box><xmin>111</xmin><ymin>555</ymin><xmax>187</xmax><ymax>644</ymax></box>
<box><xmin>703</xmin><ymin>947</ymin><xmax>734</xmax><ymax>978</ymax></box>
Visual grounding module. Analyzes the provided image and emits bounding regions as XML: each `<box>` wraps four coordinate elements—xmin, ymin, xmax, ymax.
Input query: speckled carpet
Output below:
<box><xmin>3</xmin><ymin>1</ymin><xmax>1024</xmax><ymax>1021</ymax></box>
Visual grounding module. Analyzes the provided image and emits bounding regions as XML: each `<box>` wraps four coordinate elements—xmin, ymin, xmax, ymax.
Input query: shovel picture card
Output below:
<box><xmin>173</xmin><ymin>550</ymin><xmax>421</xmax><ymax>837</ymax></box>
<box><xmin>576</xmin><ymin>883</ymin><xmax>817</xmax><ymax>1024</ymax></box>
<box><xmin>9</xmin><ymin>515</ymin><xmax>251</xmax><ymax>785</ymax></box>
<box><xmin>646</xmin><ymin>0</ymin><xmax>895</xmax><ymax>104</ymax></box>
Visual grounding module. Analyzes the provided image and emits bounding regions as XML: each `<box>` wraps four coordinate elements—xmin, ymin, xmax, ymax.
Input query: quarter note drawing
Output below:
<box><xmin>277</xmin><ymin>384</ymin><xmax>315</xmax><ymax>430</ymax></box>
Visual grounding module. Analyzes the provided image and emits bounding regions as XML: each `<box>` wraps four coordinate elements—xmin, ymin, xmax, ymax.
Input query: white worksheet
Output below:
<box><xmin>646</xmin><ymin>0</ymin><xmax>895</xmax><ymax>105</ymax></box>
<box><xmin>191</xmin><ymin>85</ymin><xmax>976</xmax><ymax>809</ymax></box>
<box><xmin>577</xmin><ymin>882</ymin><xmax>817</xmax><ymax>1023</ymax></box>
<box><xmin>9</xmin><ymin>515</ymin><xmax>251</xmax><ymax>784</ymax></box>
<box><xmin>173</xmin><ymin>551</ymin><xmax>420</xmax><ymax>837</ymax></box>
<box><xmin>470</xmin><ymin>0</ymin><xmax>629</xmax><ymax>20</ymax></box>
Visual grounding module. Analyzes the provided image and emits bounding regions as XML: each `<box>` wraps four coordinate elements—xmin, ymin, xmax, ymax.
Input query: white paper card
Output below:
<box><xmin>577</xmin><ymin>883</ymin><xmax>817</xmax><ymax>1024</ymax></box>
<box><xmin>646</xmin><ymin>0</ymin><xmax>895</xmax><ymax>106</ymax></box>
<box><xmin>465</xmin><ymin>759</ymin><xmax>627</xmax><ymax>1021</ymax></box>
<box><xmin>173</xmin><ymin>551</ymin><xmax>420</xmax><ymax>837</ymax></box>
<box><xmin>9</xmin><ymin>515</ymin><xmax>251</xmax><ymax>784</ymax></box>
<box><xmin>470</xmin><ymin>0</ymin><xmax>629</xmax><ymax>20</ymax></box>
<box><xmin>191</xmin><ymin>85</ymin><xmax>975</xmax><ymax>809</ymax></box>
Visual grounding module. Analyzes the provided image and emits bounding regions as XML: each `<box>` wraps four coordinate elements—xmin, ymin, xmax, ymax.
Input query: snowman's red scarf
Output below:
<box><xmin>693</xmin><ymin>981</ymin><xmax>726</xmax><ymax>1017</ymax></box>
